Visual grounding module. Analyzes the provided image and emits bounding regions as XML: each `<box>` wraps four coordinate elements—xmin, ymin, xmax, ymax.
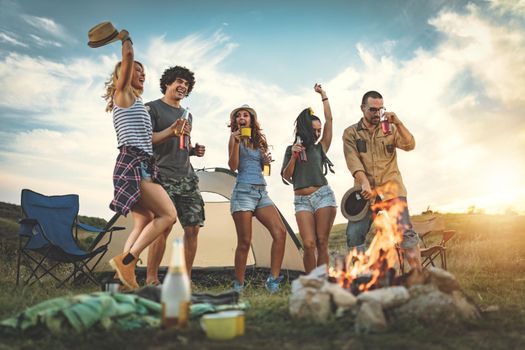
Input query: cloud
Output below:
<box><xmin>489</xmin><ymin>0</ymin><xmax>525</xmax><ymax>16</ymax></box>
<box><xmin>0</xmin><ymin>29</ymin><xmax>312</xmax><ymax>222</ymax></box>
<box><xmin>429</xmin><ymin>4</ymin><xmax>525</xmax><ymax>104</ymax></box>
<box><xmin>0</xmin><ymin>2</ymin><xmax>75</xmax><ymax>52</ymax></box>
<box><xmin>0</xmin><ymin>49</ymin><xmax>121</xmax><ymax>218</ymax></box>
<box><xmin>1</xmin><ymin>3</ymin><xmax>524</xmax><ymax>229</ymax></box>
<box><xmin>393</xmin><ymin>5</ymin><xmax>525</xmax><ymax>214</ymax></box>
<box><xmin>0</xmin><ymin>52</ymin><xmax>116</xmax><ymax>114</ymax></box>
<box><xmin>0</xmin><ymin>31</ymin><xmax>28</xmax><ymax>47</ymax></box>
<box><xmin>29</xmin><ymin>34</ymin><xmax>62</xmax><ymax>48</ymax></box>
<box><xmin>21</xmin><ymin>14</ymin><xmax>74</xmax><ymax>42</ymax></box>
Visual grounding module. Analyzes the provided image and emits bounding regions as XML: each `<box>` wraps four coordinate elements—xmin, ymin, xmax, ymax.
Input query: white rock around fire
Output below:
<box><xmin>289</xmin><ymin>265</ymin><xmax>480</xmax><ymax>333</ymax></box>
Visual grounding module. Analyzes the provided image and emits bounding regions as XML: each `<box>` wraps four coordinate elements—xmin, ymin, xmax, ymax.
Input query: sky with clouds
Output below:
<box><xmin>1</xmin><ymin>0</ymin><xmax>524</xmax><ymax>229</ymax></box>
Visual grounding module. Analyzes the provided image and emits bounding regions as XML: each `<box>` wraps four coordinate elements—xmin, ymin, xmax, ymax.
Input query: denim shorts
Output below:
<box><xmin>230</xmin><ymin>183</ymin><xmax>274</xmax><ymax>214</ymax></box>
<box><xmin>139</xmin><ymin>162</ymin><xmax>152</xmax><ymax>180</ymax></box>
<box><xmin>294</xmin><ymin>185</ymin><xmax>337</xmax><ymax>213</ymax></box>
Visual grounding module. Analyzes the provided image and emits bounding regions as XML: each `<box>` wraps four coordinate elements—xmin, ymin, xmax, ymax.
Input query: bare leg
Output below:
<box><xmin>110</xmin><ymin>180</ymin><xmax>176</xmax><ymax>289</ymax></box>
<box><xmin>124</xmin><ymin>202</ymin><xmax>154</xmax><ymax>253</ymax></box>
<box><xmin>146</xmin><ymin>227</ymin><xmax>170</xmax><ymax>284</ymax></box>
<box><xmin>254</xmin><ymin>205</ymin><xmax>287</xmax><ymax>278</ymax></box>
<box><xmin>184</xmin><ymin>225</ymin><xmax>200</xmax><ymax>279</ymax></box>
<box><xmin>296</xmin><ymin>211</ymin><xmax>317</xmax><ymax>273</ymax></box>
<box><xmin>232</xmin><ymin>211</ymin><xmax>253</xmax><ymax>284</ymax></box>
<box><xmin>314</xmin><ymin>206</ymin><xmax>337</xmax><ymax>268</ymax></box>
<box><xmin>128</xmin><ymin>180</ymin><xmax>177</xmax><ymax>257</ymax></box>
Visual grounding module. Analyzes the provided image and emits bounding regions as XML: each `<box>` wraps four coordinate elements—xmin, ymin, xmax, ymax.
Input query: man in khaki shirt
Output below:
<box><xmin>342</xmin><ymin>90</ymin><xmax>421</xmax><ymax>268</ymax></box>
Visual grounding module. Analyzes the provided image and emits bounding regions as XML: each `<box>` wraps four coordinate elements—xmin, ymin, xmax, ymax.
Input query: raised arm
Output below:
<box><xmin>113</xmin><ymin>30</ymin><xmax>135</xmax><ymax>108</ymax></box>
<box><xmin>315</xmin><ymin>84</ymin><xmax>333</xmax><ymax>152</ymax></box>
<box><xmin>386</xmin><ymin>111</ymin><xmax>415</xmax><ymax>151</ymax></box>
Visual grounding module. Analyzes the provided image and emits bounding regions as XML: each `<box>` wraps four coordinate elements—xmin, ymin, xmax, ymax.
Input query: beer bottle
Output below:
<box><xmin>295</xmin><ymin>136</ymin><xmax>307</xmax><ymax>162</ymax></box>
<box><xmin>161</xmin><ymin>237</ymin><xmax>191</xmax><ymax>329</ymax></box>
<box><xmin>179</xmin><ymin>108</ymin><xmax>190</xmax><ymax>150</ymax></box>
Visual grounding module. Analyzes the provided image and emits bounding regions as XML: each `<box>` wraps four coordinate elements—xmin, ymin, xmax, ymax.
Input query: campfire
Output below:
<box><xmin>331</xmin><ymin>211</ymin><xmax>403</xmax><ymax>293</ymax></box>
<box><xmin>328</xmin><ymin>199</ymin><xmax>409</xmax><ymax>293</ymax></box>
<box><xmin>289</xmin><ymin>200</ymin><xmax>480</xmax><ymax>333</ymax></box>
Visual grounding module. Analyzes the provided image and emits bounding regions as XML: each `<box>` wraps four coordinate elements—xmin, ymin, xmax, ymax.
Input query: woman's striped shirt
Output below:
<box><xmin>112</xmin><ymin>98</ymin><xmax>153</xmax><ymax>155</ymax></box>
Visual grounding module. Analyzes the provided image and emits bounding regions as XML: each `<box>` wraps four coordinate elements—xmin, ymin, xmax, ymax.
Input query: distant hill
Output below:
<box><xmin>0</xmin><ymin>201</ymin><xmax>108</xmax><ymax>239</ymax></box>
<box><xmin>0</xmin><ymin>202</ymin><xmax>21</xmax><ymax>222</ymax></box>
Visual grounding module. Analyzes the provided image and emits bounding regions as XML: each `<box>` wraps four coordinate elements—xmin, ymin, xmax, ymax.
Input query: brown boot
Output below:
<box><xmin>109</xmin><ymin>252</ymin><xmax>139</xmax><ymax>290</ymax></box>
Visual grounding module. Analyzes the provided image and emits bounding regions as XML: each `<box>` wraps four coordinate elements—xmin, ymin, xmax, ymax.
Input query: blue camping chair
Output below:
<box><xmin>16</xmin><ymin>189</ymin><xmax>124</xmax><ymax>287</ymax></box>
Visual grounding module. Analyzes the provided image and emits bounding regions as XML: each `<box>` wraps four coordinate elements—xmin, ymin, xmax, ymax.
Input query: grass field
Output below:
<box><xmin>1</xmin><ymin>213</ymin><xmax>524</xmax><ymax>349</ymax></box>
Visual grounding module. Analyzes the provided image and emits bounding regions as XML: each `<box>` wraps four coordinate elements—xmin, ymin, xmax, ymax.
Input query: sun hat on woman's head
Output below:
<box><xmin>230</xmin><ymin>104</ymin><xmax>258</xmax><ymax>120</ymax></box>
<box><xmin>87</xmin><ymin>21</ymin><xmax>120</xmax><ymax>48</ymax></box>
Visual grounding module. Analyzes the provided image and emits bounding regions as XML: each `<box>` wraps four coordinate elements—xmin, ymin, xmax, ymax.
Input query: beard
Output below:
<box><xmin>367</xmin><ymin>116</ymin><xmax>380</xmax><ymax>125</ymax></box>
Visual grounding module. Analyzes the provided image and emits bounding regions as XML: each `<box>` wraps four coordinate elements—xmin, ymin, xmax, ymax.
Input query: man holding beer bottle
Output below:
<box><xmin>145</xmin><ymin>66</ymin><xmax>205</xmax><ymax>285</ymax></box>
<box><xmin>342</xmin><ymin>90</ymin><xmax>421</xmax><ymax>269</ymax></box>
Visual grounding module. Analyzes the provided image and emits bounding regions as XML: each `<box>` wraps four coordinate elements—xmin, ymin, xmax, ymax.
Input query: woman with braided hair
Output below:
<box><xmin>281</xmin><ymin>84</ymin><xmax>336</xmax><ymax>273</ymax></box>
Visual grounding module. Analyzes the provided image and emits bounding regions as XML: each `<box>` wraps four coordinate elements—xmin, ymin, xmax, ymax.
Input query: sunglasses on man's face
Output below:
<box><xmin>366</xmin><ymin>106</ymin><xmax>386</xmax><ymax>114</ymax></box>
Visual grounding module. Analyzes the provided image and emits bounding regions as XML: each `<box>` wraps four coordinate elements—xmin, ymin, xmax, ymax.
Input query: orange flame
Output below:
<box><xmin>329</xmin><ymin>198</ymin><xmax>407</xmax><ymax>292</ymax></box>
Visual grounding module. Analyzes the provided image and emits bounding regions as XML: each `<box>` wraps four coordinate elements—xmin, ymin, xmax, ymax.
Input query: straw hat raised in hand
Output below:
<box><xmin>87</xmin><ymin>21</ymin><xmax>130</xmax><ymax>48</ymax></box>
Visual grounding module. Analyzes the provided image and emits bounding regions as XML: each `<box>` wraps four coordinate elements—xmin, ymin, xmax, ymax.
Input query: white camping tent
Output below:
<box><xmin>89</xmin><ymin>168</ymin><xmax>304</xmax><ymax>272</ymax></box>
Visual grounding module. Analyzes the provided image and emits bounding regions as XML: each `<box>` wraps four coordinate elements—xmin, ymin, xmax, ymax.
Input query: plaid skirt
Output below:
<box><xmin>109</xmin><ymin>146</ymin><xmax>160</xmax><ymax>216</ymax></box>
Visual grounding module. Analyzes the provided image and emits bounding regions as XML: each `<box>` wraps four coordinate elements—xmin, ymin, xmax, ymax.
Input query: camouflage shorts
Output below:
<box><xmin>162</xmin><ymin>175</ymin><xmax>205</xmax><ymax>228</ymax></box>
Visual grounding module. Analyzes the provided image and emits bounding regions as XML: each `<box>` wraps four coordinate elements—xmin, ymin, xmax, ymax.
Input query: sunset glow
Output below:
<box><xmin>0</xmin><ymin>0</ymin><xmax>524</xmax><ymax>228</ymax></box>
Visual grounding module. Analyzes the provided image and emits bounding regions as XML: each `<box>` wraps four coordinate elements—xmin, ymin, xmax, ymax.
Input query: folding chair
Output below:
<box><xmin>16</xmin><ymin>189</ymin><xmax>123</xmax><ymax>287</ymax></box>
<box><xmin>412</xmin><ymin>216</ymin><xmax>456</xmax><ymax>270</ymax></box>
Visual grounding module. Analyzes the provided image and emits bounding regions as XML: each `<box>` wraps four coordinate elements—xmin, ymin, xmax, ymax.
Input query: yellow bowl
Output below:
<box><xmin>200</xmin><ymin>311</ymin><xmax>245</xmax><ymax>340</ymax></box>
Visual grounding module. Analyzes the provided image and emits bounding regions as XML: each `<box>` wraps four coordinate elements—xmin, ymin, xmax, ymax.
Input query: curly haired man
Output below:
<box><xmin>145</xmin><ymin>66</ymin><xmax>206</xmax><ymax>284</ymax></box>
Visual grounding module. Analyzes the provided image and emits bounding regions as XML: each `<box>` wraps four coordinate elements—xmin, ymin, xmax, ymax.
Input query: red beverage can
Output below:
<box><xmin>379</xmin><ymin>109</ymin><xmax>391</xmax><ymax>135</ymax></box>
<box><xmin>299</xmin><ymin>149</ymin><xmax>307</xmax><ymax>162</ymax></box>
<box><xmin>294</xmin><ymin>136</ymin><xmax>307</xmax><ymax>162</ymax></box>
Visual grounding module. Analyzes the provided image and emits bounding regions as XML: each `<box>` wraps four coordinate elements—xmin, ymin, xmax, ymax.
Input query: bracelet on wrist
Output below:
<box><xmin>322</xmin><ymin>97</ymin><xmax>328</xmax><ymax>102</ymax></box>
